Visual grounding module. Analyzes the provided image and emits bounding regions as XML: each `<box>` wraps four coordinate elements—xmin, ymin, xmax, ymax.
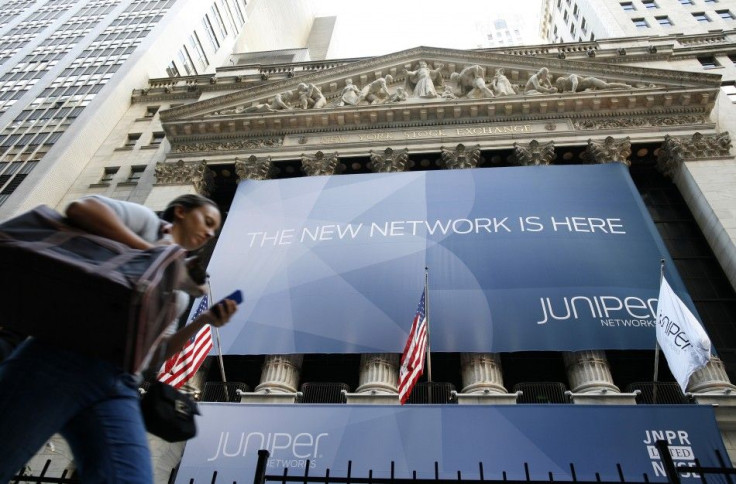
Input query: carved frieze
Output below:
<box><xmin>573</xmin><ymin>115</ymin><xmax>707</xmax><ymax>131</ymax></box>
<box><xmin>154</xmin><ymin>159</ymin><xmax>214</xmax><ymax>195</ymax></box>
<box><xmin>583</xmin><ymin>136</ymin><xmax>631</xmax><ymax>166</ymax></box>
<box><xmin>301</xmin><ymin>151</ymin><xmax>340</xmax><ymax>176</ymax></box>
<box><xmin>512</xmin><ymin>140</ymin><xmax>556</xmax><ymax>166</ymax></box>
<box><xmin>369</xmin><ymin>148</ymin><xmax>410</xmax><ymax>173</ymax></box>
<box><xmin>235</xmin><ymin>155</ymin><xmax>273</xmax><ymax>181</ymax></box>
<box><xmin>440</xmin><ymin>144</ymin><xmax>482</xmax><ymax>169</ymax></box>
<box><xmin>657</xmin><ymin>132</ymin><xmax>732</xmax><ymax>178</ymax></box>
<box><xmin>172</xmin><ymin>137</ymin><xmax>283</xmax><ymax>153</ymax></box>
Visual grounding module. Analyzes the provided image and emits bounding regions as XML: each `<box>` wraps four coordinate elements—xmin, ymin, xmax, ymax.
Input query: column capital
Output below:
<box><xmin>301</xmin><ymin>151</ymin><xmax>340</xmax><ymax>176</ymax></box>
<box><xmin>583</xmin><ymin>136</ymin><xmax>631</xmax><ymax>166</ymax></box>
<box><xmin>235</xmin><ymin>155</ymin><xmax>273</xmax><ymax>181</ymax></box>
<box><xmin>369</xmin><ymin>147</ymin><xmax>409</xmax><ymax>172</ymax></box>
<box><xmin>154</xmin><ymin>159</ymin><xmax>213</xmax><ymax>196</ymax></box>
<box><xmin>512</xmin><ymin>140</ymin><xmax>556</xmax><ymax>166</ymax></box>
<box><xmin>440</xmin><ymin>143</ymin><xmax>481</xmax><ymax>169</ymax></box>
<box><xmin>657</xmin><ymin>132</ymin><xmax>732</xmax><ymax>178</ymax></box>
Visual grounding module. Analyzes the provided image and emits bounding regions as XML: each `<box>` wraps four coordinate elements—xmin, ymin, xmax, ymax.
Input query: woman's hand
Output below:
<box><xmin>206</xmin><ymin>298</ymin><xmax>238</xmax><ymax>327</ymax></box>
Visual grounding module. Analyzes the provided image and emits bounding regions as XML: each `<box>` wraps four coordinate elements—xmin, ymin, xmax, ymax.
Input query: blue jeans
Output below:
<box><xmin>0</xmin><ymin>338</ymin><xmax>153</xmax><ymax>483</ymax></box>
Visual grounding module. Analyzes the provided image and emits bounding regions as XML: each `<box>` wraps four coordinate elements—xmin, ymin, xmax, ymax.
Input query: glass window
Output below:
<box><xmin>124</xmin><ymin>133</ymin><xmax>140</xmax><ymax>148</ymax></box>
<box><xmin>177</xmin><ymin>46</ymin><xmax>196</xmax><ymax>76</ymax></box>
<box><xmin>632</xmin><ymin>17</ymin><xmax>649</xmax><ymax>27</ymax></box>
<box><xmin>693</xmin><ymin>12</ymin><xmax>711</xmax><ymax>21</ymax></box>
<box><xmin>679</xmin><ymin>0</ymin><xmax>693</xmax><ymax>5</ymax></box>
<box><xmin>698</xmin><ymin>55</ymin><xmax>720</xmax><ymax>68</ymax></box>
<box><xmin>145</xmin><ymin>105</ymin><xmax>160</xmax><ymax>117</ymax></box>
<box><xmin>149</xmin><ymin>132</ymin><xmax>165</xmax><ymax>145</ymax></box>
<box><xmin>202</xmin><ymin>15</ymin><xmax>220</xmax><ymax>50</ymax></box>
<box><xmin>656</xmin><ymin>15</ymin><xmax>673</xmax><ymax>25</ymax></box>
<box><xmin>188</xmin><ymin>32</ymin><xmax>208</xmax><ymax>71</ymax></box>
<box><xmin>620</xmin><ymin>2</ymin><xmax>635</xmax><ymax>11</ymax></box>
<box><xmin>717</xmin><ymin>9</ymin><xmax>734</xmax><ymax>19</ymax></box>
<box><xmin>642</xmin><ymin>0</ymin><xmax>658</xmax><ymax>8</ymax></box>
<box><xmin>100</xmin><ymin>166</ymin><xmax>118</xmax><ymax>183</ymax></box>
<box><xmin>126</xmin><ymin>165</ymin><xmax>145</xmax><ymax>183</ymax></box>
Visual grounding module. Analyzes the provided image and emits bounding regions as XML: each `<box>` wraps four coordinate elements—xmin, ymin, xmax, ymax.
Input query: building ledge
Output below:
<box><xmin>567</xmin><ymin>391</ymin><xmax>640</xmax><ymax>405</ymax></box>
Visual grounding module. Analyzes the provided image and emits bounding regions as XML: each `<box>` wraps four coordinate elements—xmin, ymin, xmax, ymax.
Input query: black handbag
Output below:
<box><xmin>140</xmin><ymin>380</ymin><xmax>200</xmax><ymax>442</ymax></box>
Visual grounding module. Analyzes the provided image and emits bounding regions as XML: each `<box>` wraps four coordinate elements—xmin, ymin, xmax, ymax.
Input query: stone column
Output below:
<box><xmin>583</xmin><ymin>136</ymin><xmax>632</xmax><ymax>166</ymax></box>
<box><xmin>512</xmin><ymin>140</ymin><xmax>556</xmax><ymax>166</ymax></box>
<box><xmin>348</xmin><ymin>148</ymin><xmax>410</xmax><ymax>404</ymax></box>
<box><xmin>301</xmin><ymin>151</ymin><xmax>340</xmax><ymax>176</ymax></box>
<box><xmin>147</xmin><ymin>159</ymin><xmax>214</xmax><ymax>209</ymax></box>
<box><xmin>235</xmin><ymin>154</ymin><xmax>273</xmax><ymax>181</ymax></box>
<box><xmin>460</xmin><ymin>353</ymin><xmax>506</xmax><ymax>394</ymax></box>
<box><xmin>255</xmin><ymin>354</ymin><xmax>304</xmax><ymax>393</ymax></box>
<box><xmin>440</xmin><ymin>143</ymin><xmax>481</xmax><ymax>169</ymax></box>
<box><xmin>368</xmin><ymin>147</ymin><xmax>410</xmax><ymax>172</ymax></box>
<box><xmin>563</xmin><ymin>350</ymin><xmax>619</xmax><ymax>393</ymax></box>
<box><xmin>688</xmin><ymin>357</ymin><xmax>736</xmax><ymax>394</ymax></box>
<box><xmin>355</xmin><ymin>353</ymin><xmax>400</xmax><ymax>394</ymax></box>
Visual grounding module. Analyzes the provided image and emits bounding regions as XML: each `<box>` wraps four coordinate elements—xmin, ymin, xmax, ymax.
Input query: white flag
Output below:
<box><xmin>656</xmin><ymin>276</ymin><xmax>711</xmax><ymax>392</ymax></box>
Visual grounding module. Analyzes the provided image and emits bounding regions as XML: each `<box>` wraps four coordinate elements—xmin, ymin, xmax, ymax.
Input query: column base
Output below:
<box><xmin>452</xmin><ymin>390</ymin><xmax>520</xmax><ymax>405</ymax></box>
<box><xmin>567</xmin><ymin>390</ymin><xmax>639</xmax><ymax>405</ymax></box>
<box><xmin>345</xmin><ymin>391</ymin><xmax>399</xmax><ymax>405</ymax></box>
<box><xmin>238</xmin><ymin>391</ymin><xmax>300</xmax><ymax>404</ymax></box>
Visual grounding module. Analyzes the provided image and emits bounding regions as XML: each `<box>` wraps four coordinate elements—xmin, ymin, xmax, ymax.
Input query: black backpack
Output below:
<box><xmin>0</xmin><ymin>205</ymin><xmax>186</xmax><ymax>373</ymax></box>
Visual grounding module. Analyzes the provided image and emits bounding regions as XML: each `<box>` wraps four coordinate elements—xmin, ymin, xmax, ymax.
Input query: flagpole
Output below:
<box><xmin>424</xmin><ymin>266</ymin><xmax>432</xmax><ymax>384</ymax></box>
<box><xmin>653</xmin><ymin>259</ymin><xmax>665</xmax><ymax>404</ymax></box>
<box><xmin>207</xmin><ymin>279</ymin><xmax>228</xmax><ymax>384</ymax></box>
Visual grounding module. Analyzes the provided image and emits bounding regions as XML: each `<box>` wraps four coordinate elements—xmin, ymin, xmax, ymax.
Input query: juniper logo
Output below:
<box><xmin>643</xmin><ymin>430</ymin><xmax>700</xmax><ymax>478</ymax></box>
<box><xmin>535</xmin><ymin>295</ymin><xmax>657</xmax><ymax>326</ymax></box>
<box><xmin>207</xmin><ymin>431</ymin><xmax>329</xmax><ymax>468</ymax></box>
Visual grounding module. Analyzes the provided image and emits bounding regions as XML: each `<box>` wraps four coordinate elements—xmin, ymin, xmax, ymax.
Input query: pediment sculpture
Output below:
<box><xmin>208</xmin><ymin>61</ymin><xmax>659</xmax><ymax>117</ymax></box>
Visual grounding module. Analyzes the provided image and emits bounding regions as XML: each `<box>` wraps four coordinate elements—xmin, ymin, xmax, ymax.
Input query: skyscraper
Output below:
<box><xmin>0</xmin><ymin>0</ymin><xmax>314</xmax><ymax>217</ymax></box>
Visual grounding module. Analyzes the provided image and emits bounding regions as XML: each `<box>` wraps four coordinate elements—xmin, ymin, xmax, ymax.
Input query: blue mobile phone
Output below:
<box><xmin>220</xmin><ymin>289</ymin><xmax>243</xmax><ymax>305</ymax></box>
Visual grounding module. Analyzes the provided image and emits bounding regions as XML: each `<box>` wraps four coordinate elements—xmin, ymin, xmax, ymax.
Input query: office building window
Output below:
<box><xmin>717</xmin><ymin>9</ymin><xmax>735</xmax><ymax>19</ymax></box>
<box><xmin>621</xmin><ymin>2</ymin><xmax>635</xmax><ymax>11</ymax></box>
<box><xmin>557</xmin><ymin>0</ymin><xmax>562</xmax><ymax>9</ymax></box>
<box><xmin>656</xmin><ymin>15</ymin><xmax>673</xmax><ymax>25</ymax></box>
<box><xmin>721</xmin><ymin>84</ymin><xmax>736</xmax><ymax>102</ymax></box>
<box><xmin>203</xmin><ymin>15</ymin><xmax>220</xmax><ymax>50</ymax></box>
<box><xmin>693</xmin><ymin>12</ymin><xmax>711</xmax><ymax>21</ymax></box>
<box><xmin>188</xmin><ymin>32</ymin><xmax>208</xmax><ymax>71</ymax></box>
<box><xmin>177</xmin><ymin>46</ymin><xmax>196</xmax><ymax>75</ymax></box>
<box><xmin>100</xmin><ymin>166</ymin><xmax>118</xmax><ymax>183</ymax></box>
<box><xmin>679</xmin><ymin>0</ymin><xmax>693</xmax><ymax>4</ymax></box>
<box><xmin>144</xmin><ymin>105</ymin><xmax>160</xmax><ymax>117</ymax></box>
<box><xmin>124</xmin><ymin>133</ymin><xmax>140</xmax><ymax>148</ymax></box>
<box><xmin>149</xmin><ymin>131</ymin><xmax>165</xmax><ymax>146</ymax></box>
<box><xmin>698</xmin><ymin>55</ymin><xmax>720</xmax><ymax>68</ymax></box>
<box><xmin>642</xmin><ymin>0</ymin><xmax>658</xmax><ymax>8</ymax></box>
<box><xmin>573</xmin><ymin>4</ymin><xmax>579</xmax><ymax>18</ymax></box>
<box><xmin>166</xmin><ymin>60</ymin><xmax>180</xmax><ymax>77</ymax></box>
<box><xmin>704</xmin><ymin>0</ymin><xmax>718</xmax><ymax>3</ymax></box>
<box><xmin>632</xmin><ymin>17</ymin><xmax>649</xmax><ymax>27</ymax></box>
<box><xmin>728</xmin><ymin>53</ymin><xmax>736</xmax><ymax>64</ymax></box>
<box><xmin>125</xmin><ymin>165</ymin><xmax>146</xmax><ymax>184</ymax></box>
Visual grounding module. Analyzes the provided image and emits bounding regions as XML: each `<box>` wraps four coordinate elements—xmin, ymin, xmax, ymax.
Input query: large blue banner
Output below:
<box><xmin>207</xmin><ymin>163</ymin><xmax>696</xmax><ymax>354</ymax></box>
<box><xmin>177</xmin><ymin>404</ymin><xmax>728</xmax><ymax>484</ymax></box>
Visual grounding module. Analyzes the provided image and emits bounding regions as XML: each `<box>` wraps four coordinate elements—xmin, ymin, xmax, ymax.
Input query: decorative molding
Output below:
<box><xmin>301</xmin><ymin>151</ymin><xmax>340</xmax><ymax>176</ymax></box>
<box><xmin>368</xmin><ymin>147</ymin><xmax>410</xmax><ymax>172</ymax></box>
<box><xmin>440</xmin><ymin>143</ymin><xmax>481</xmax><ymax>169</ymax></box>
<box><xmin>172</xmin><ymin>137</ymin><xmax>283</xmax><ymax>153</ymax></box>
<box><xmin>154</xmin><ymin>159</ymin><xmax>213</xmax><ymax>195</ymax></box>
<box><xmin>234</xmin><ymin>155</ymin><xmax>273</xmax><ymax>180</ymax></box>
<box><xmin>583</xmin><ymin>136</ymin><xmax>631</xmax><ymax>166</ymax></box>
<box><xmin>657</xmin><ymin>131</ymin><xmax>731</xmax><ymax>178</ymax></box>
<box><xmin>512</xmin><ymin>140</ymin><xmax>555</xmax><ymax>166</ymax></box>
<box><xmin>573</xmin><ymin>115</ymin><xmax>708</xmax><ymax>130</ymax></box>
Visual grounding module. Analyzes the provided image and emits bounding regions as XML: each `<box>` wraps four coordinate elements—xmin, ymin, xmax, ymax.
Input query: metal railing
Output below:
<box><xmin>299</xmin><ymin>382</ymin><xmax>350</xmax><ymax>403</ymax></box>
<box><xmin>625</xmin><ymin>382</ymin><xmax>691</xmax><ymax>405</ymax></box>
<box><xmin>405</xmin><ymin>382</ymin><xmax>457</xmax><ymax>404</ymax></box>
<box><xmin>201</xmin><ymin>382</ymin><xmax>251</xmax><ymax>402</ymax></box>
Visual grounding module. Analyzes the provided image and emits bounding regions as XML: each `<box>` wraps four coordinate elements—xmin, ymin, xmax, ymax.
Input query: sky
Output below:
<box><xmin>309</xmin><ymin>0</ymin><xmax>545</xmax><ymax>59</ymax></box>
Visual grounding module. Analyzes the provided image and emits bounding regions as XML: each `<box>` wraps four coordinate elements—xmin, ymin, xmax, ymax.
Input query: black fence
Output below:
<box><xmin>13</xmin><ymin>441</ymin><xmax>736</xmax><ymax>484</ymax></box>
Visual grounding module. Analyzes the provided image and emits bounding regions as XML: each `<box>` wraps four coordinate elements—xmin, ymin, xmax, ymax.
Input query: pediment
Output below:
<box><xmin>159</xmin><ymin>46</ymin><xmax>721</xmax><ymax>143</ymax></box>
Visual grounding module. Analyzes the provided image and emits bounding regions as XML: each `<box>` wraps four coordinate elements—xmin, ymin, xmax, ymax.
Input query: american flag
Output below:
<box><xmin>158</xmin><ymin>295</ymin><xmax>213</xmax><ymax>389</ymax></box>
<box><xmin>398</xmin><ymin>292</ymin><xmax>428</xmax><ymax>405</ymax></box>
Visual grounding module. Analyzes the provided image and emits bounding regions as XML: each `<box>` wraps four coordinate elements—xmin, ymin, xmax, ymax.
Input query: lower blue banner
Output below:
<box><xmin>176</xmin><ymin>404</ymin><xmax>728</xmax><ymax>484</ymax></box>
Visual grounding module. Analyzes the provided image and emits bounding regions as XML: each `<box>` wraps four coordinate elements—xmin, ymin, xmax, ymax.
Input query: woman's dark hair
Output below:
<box><xmin>161</xmin><ymin>194</ymin><xmax>219</xmax><ymax>222</ymax></box>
